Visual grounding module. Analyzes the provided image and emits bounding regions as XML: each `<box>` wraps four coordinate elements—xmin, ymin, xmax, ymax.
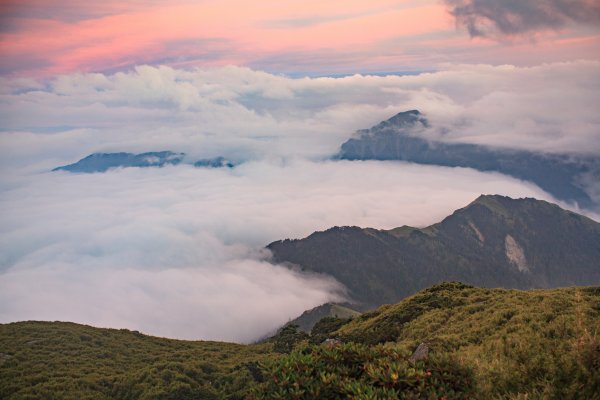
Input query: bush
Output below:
<box><xmin>251</xmin><ymin>342</ymin><xmax>476</xmax><ymax>399</ymax></box>
<box><xmin>309</xmin><ymin>317</ymin><xmax>352</xmax><ymax>345</ymax></box>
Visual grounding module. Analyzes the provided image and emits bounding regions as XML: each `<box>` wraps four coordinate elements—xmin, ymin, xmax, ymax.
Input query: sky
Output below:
<box><xmin>1</xmin><ymin>0</ymin><xmax>599</xmax><ymax>77</ymax></box>
<box><xmin>0</xmin><ymin>1</ymin><xmax>599</xmax><ymax>342</ymax></box>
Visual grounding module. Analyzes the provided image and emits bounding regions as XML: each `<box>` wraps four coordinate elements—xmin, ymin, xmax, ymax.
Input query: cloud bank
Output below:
<box><xmin>445</xmin><ymin>0</ymin><xmax>600</xmax><ymax>38</ymax></box>
<box><xmin>1</xmin><ymin>60</ymin><xmax>599</xmax><ymax>171</ymax></box>
<box><xmin>1</xmin><ymin>62</ymin><xmax>598</xmax><ymax>341</ymax></box>
<box><xmin>0</xmin><ymin>161</ymin><xmax>557</xmax><ymax>341</ymax></box>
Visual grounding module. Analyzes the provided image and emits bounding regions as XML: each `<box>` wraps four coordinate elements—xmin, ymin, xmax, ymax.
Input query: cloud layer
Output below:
<box><xmin>1</xmin><ymin>62</ymin><xmax>599</xmax><ymax>341</ymax></box>
<box><xmin>2</xmin><ymin>60</ymin><xmax>599</xmax><ymax>169</ymax></box>
<box><xmin>0</xmin><ymin>161</ymin><xmax>556</xmax><ymax>341</ymax></box>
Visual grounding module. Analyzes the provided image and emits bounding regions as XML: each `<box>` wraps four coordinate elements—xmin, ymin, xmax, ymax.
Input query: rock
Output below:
<box><xmin>323</xmin><ymin>338</ymin><xmax>342</xmax><ymax>347</ymax></box>
<box><xmin>409</xmin><ymin>342</ymin><xmax>429</xmax><ymax>363</ymax></box>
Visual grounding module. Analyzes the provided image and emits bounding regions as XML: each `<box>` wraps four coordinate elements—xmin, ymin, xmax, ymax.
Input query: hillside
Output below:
<box><xmin>286</xmin><ymin>302</ymin><xmax>361</xmax><ymax>332</ymax></box>
<box><xmin>268</xmin><ymin>195</ymin><xmax>600</xmax><ymax>308</ymax></box>
<box><xmin>0</xmin><ymin>321</ymin><xmax>274</xmax><ymax>400</ymax></box>
<box><xmin>254</xmin><ymin>283</ymin><xmax>600</xmax><ymax>399</ymax></box>
<box><xmin>337</xmin><ymin>110</ymin><xmax>600</xmax><ymax>210</ymax></box>
<box><xmin>2</xmin><ymin>284</ymin><xmax>598</xmax><ymax>399</ymax></box>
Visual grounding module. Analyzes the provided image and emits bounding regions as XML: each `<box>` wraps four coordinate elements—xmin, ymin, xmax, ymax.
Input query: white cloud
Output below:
<box><xmin>0</xmin><ymin>160</ymin><xmax>569</xmax><ymax>341</ymax></box>
<box><xmin>0</xmin><ymin>61</ymin><xmax>598</xmax><ymax>341</ymax></box>
<box><xmin>2</xmin><ymin>61</ymin><xmax>598</xmax><ymax>172</ymax></box>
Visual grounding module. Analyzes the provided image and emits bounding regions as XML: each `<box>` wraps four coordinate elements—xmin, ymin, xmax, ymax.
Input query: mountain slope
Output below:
<box><xmin>286</xmin><ymin>302</ymin><xmax>361</xmax><ymax>332</ymax></box>
<box><xmin>332</xmin><ymin>283</ymin><xmax>600</xmax><ymax>398</ymax></box>
<box><xmin>254</xmin><ymin>283</ymin><xmax>599</xmax><ymax>399</ymax></box>
<box><xmin>337</xmin><ymin>110</ymin><xmax>600</xmax><ymax>210</ymax></box>
<box><xmin>2</xmin><ymin>284</ymin><xmax>598</xmax><ymax>399</ymax></box>
<box><xmin>268</xmin><ymin>195</ymin><xmax>600</xmax><ymax>308</ymax></box>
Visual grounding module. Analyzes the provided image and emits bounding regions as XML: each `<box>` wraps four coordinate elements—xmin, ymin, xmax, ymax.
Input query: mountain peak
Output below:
<box><xmin>372</xmin><ymin>109</ymin><xmax>427</xmax><ymax>131</ymax></box>
<box><xmin>338</xmin><ymin>113</ymin><xmax>599</xmax><ymax>210</ymax></box>
<box><xmin>269</xmin><ymin>195</ymin><xmax>600</xmax><ymax>307</ymax></box>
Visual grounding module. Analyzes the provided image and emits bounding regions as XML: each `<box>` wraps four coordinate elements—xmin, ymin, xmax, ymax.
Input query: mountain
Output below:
<box><xmin>53</xmin><ymin>151</ymin><xmax>185</xmax><ymax>172</ymax></box>
<box><xmin>53</xmin><ymin>152</ymin><xmax>240</xmax><ymax>173</ymax></box>
<box><xmin>194</xmin><ymin>156</ymin><xmax>237</xmax><ymax>168</ymax></box>
<box><xmin>268</xmin><ymin>195</ymin><xmax>600</xmax><ymax>308</ymax></box>
<box><xmin>337</xmin><ymin>110</ymin><xmax>600</xmax><ymax>210</ymax></box>
<box><xmin>286</xmin><ymin>302</ymin><xmax>361</xmax><ymax>332</ymax></box>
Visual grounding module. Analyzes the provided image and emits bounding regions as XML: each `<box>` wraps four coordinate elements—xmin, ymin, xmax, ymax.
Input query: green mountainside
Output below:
<box><xmin>2</xmin><ymin>284</ymin><xmax>598</xmax><ymax>399</ymax></box>
<box><xmin>0</xmin><ymin>322</ymin><xmax>274</xmax><ymax>400</ymax></box>
<box><xmin>268</xmin><ymin>195</ymin><xmax>600</xmax><ymax>308</ymax></box>
<box><xmin>255</xmin><ymin>283</ymin><xmax>600</xmax><ymax>399</ymax></box>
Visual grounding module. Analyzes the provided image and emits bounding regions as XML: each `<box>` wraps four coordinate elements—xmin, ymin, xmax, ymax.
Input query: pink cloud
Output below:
<box><xmin>0</xmin><ymin>0</ymin><xmax>598</xmax><ymax>77</ymax></box>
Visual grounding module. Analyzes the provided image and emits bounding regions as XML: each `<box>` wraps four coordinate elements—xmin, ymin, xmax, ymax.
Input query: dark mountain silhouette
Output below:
<box><xmin>337</xmin><ymin>110</ymin><xmax>600</xmax><ymax>210</ymax></box>
<box><xmin>268</xmin><ymin>195</ymin><xmax>600</xmax><ymax>308</ymax></box>
<box><xmin>53</xmin><ymin>151</ymin><xmax>185</xmax><ymax>172</ymax></box>
<box><xmin>53</xmin><ymin>152</ymin><xmax>238</xmax><ymax>172</ymax></box>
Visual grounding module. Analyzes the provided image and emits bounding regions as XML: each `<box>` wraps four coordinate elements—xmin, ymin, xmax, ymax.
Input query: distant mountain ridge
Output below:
<box><xmin>338</xmin><ymin>110</ymin><xmax>600</xmax><ymax>210</ymax></box>
<box><xmin>53</xmin><ymin>152</ymin><xmax>236</xmax><ymax>173</ymax></box>
<box><xmin>268</xmin><ymin>195</ymin><xmax>600</xmax><ymax>308</ymax></box>
<box><xmin>286</xmin><ymin>302</ymin><xmax>361</xmax><ymax>333</ymax></box>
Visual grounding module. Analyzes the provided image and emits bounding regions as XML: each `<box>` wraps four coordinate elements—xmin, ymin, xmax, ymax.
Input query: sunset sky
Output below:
<box><xmin>1</xmin><ymin>0</ymin><xmax>599</xmax><ymax>77</ymax></box>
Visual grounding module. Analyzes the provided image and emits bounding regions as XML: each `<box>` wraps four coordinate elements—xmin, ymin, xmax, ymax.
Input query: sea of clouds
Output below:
<box><xmin>0</xmin><ymin>60</ymin><xmax>598</xmax><ymax>341</ymax></box>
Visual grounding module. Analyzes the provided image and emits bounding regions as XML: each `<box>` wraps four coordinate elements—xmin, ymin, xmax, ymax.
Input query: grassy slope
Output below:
<box><xmin>335</xmin><ymin>282</ymin><xmax>600</xmax><ymax>398</ymax></box>
<box><xmin>2</xmin><ymin>284</ymin><xmax>598</xmax><ymax>399</ymax></box>
<box><xmin>0</xmin><ymin>321</ymin><xmax>274</xmax><ymax>400</ymax></box>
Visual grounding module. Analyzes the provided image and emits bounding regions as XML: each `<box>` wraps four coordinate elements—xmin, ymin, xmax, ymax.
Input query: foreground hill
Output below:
<box><xmin>1</xmin><ymin>284</ymin><xmax>598</xmax><ymax>399</ymax></box>
<box><xmin>256</xmin><ymin>283</ymin><xmax>600</xmax><ymax>399</ymax></box>
<box><xmin>337</xmin><ymin>110</ymin><xmax>600</xmax><ymax>210</ymax></box>
<box><xmin>0</xmin><ymin>322</ymin><xmax>273</xmax><ymax>400</ymax></box>
<box><xmin>268</xmin><ymin>195</ymin><xmax>600</xmax><ymax>308</ymax></box>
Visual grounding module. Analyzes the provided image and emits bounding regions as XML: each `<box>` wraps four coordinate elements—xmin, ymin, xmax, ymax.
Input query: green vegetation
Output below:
<box><xmin>251</xmin><ymin>343</ymin><xmax>475</xmax><ymax>399</ymax></box>
<box><xmin>269</xmin><ymin>325</ymin><xmax>308</xmax><ymax>354</ymax></box>
<box><xmin>0</xmin><ymin>321</ymin><xmax>274</xmax><ymax>400</ymax></box>
<box><xmin>335</xmin><ymin>282</ymin><xmax>600</xmax><ymax>399</ymax></box>
<box><xmin>2</xmin><ymin>283</ymin><xmax>598</xmax><ymax>399</ymax></box>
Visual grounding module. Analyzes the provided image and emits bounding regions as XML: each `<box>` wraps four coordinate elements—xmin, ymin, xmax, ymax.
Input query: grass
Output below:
<box><xmin>335</xmin><ymin>282</ymin><xmax>600</xmax><ymax>399</ymax></box>
<box><xmin>1</xmin><ymin>283</ymin><xmax>598</xmax><ymax>399</ymax></box>
<box><xmin>0</xmin><ymin>321</ymin><xmax>274</xmax><ymax>400</ymax></box>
